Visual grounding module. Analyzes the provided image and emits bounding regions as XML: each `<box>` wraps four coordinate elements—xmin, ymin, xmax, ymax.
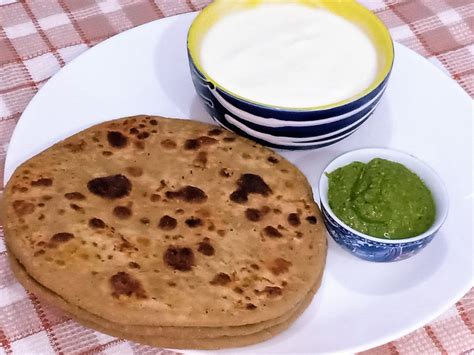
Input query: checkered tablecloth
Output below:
<box><xmin>0</xmin><ymin>0</ymin><xmax>472</xmax><ymax>354</ymax></box>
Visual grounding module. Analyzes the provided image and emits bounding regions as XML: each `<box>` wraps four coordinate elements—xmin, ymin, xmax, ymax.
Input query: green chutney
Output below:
<box><xmin>327</xmin><ymin>158</ymin><xmax>436</xmax><ymax>239</ymax></box>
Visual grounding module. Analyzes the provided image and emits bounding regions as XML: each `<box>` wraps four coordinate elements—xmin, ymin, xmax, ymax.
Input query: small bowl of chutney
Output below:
<box><xmin>319</xmin><ymin>148</ymin><xmax>449</xmax><ymax>262</ymax></box>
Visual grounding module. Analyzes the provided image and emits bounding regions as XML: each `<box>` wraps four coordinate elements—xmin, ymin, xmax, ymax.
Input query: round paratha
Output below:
<box><xmin>9</xmin><ymin>254</ymin><xmax>323</xmax><ymax>344</ymax></box>
<box><xmin>3</xmin><ymin>115</ymin><xmax>327</xmax><ymax>331</ymax></box>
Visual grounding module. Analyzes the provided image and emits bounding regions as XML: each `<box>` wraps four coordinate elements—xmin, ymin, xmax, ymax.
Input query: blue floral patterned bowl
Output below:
<box><xmin>187</xmin><ymin>0</ymin><xmax>394</xmax><ymax>150</ymax></box>
<box><xmin>319</xmin><ymin>148</ymin><xmax>449</xmax><ymax>262</ymax></box>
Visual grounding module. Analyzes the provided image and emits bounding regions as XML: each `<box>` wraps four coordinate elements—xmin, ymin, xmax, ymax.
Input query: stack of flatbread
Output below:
<box><xmin>3</xmin><ymin>116</ymin><xmax>327</xmax><ymax>349</ymax></box>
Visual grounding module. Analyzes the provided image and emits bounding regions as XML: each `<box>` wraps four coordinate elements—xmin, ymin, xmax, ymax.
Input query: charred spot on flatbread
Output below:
<box><xmin>113</xmin><ymin>206</ymin><xmax>132</xmax><ymax>219</ymax></box>
<box><xmin>49</xmin><ymin>232</ymin><xmax>74</xmax><ymax>247</ymax></box>
<box><xmin>89</xmin><ymin>218</ymin><xmax>106</xmax><ymax>229</ymax></box>
<box><xmin>12</xmin><ymin>200</ymin><xmax>35</xmax><ymax>216</ymax></box>
<box><xmin>230</xmin><ymin>174</ymin><xmax>272</xmax><ymax>204</ymax></box>
<box><xmin>245</xmin><ymin>208</ymin><xmax>262</xmax><ymax>222</ymax></box>
<box><xmin>185</xmin><ymin>217</ymin><xmax>203</xmax><ymax>228</ymax></box>
<box><xmin>31</xmin><ymin>178</ymin><xmax>53</xmax><ymax>187</ymax></box>
<box><xmin>159</xmin><ymin>215</ymin><xmax>177</xmax><ymax>230</ymax></box>
<box><xmin>268</xmin><ymin>258</ymin><xmax>292</xmax><ymax>275</ymax></box>
<box><xmin>287</xmin><ymin>213</ymin><xmax>301</xmax><ymax>226</ymax></box>
<box><xmin>210</xmin><ymin>273</ymin><xmax>231</xmax><ymax>286</ymax></box>
<box><xmin>165</xmin><ymin>186</ymin><xmax>207</xmax><ymax>203</ymax></box>
<box><xmin>184</xmin><ymin>139</ymin><xmax>200</xmax><ymax>150</ymax></box>
<box><xmin>163</xmin><ymin>246</ymin><xmax>195</xmax><ymax>271</ymax></box>
<box><xmin>208</xmin><ymin>128</ymin><xmax>223</xmax><ymax>136</ymax></box>
<box><xmin>110</xmin><ymin>271</ymin><xmax>147</xmax><ymax>298</ymax></box>
<box><xmin>267</xmin><ymin>156</ymin><xmax>279</xmax><ymax>164</ymax></box>
<box><xmin>87</xmin><ymin>175</ymin><xmax>131</xmax><ymax>199</ymax></box>
<box><xmin>263</xmin><ymin>226</ymin><xmax>282</xmax><ymax>238</ymax></box>
<box><xmin>197</xmin><ymin>239</ymin><xmax>215</xmax><ymax>256</ymax></box>
<box><xmin>65</xmin><ymin>192</ymin><xmax>86</xmax><ymax>200</ymax></box>
<box><xmin>161</xmin><ymin>139</ymin><xmax>177</xmax><ymax>149</ymax></box>
<box><xmin>107</xmin><ymin>131</ymin><xmax>128</xmax><ymax>148</ymax></box>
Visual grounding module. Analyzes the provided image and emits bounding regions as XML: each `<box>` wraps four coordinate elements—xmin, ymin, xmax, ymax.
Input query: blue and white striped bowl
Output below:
<box><xmin>319</xmin><ymin>148</ymin><xmax>449</xmax><ymax>262</ymax></box>
<box><xmin>187</xmin><ymin>0</ymin><xmax>394</xmax><ymax>150</ymax></box>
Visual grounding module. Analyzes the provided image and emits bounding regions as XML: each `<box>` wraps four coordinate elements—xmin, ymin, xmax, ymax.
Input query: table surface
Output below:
<box><xmin>0</xmin><ymin>0</ymin><xmax>472</xmax><ymax>354</ymax></box>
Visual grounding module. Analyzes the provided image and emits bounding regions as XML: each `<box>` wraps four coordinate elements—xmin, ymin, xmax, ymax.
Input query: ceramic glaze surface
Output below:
<box><xmin>322</xmin><ymin>204</ymin><xmax>436</xmax><ymax>262</ymax></box>
<box><xmin>189</xmin><ymin>55</ymin><xmax>388</xmax><ymax>149</ymax></box>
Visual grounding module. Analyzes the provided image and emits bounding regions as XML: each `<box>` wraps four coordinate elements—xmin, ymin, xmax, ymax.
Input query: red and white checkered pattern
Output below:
<box><xmin>0</xmin><ymin>0</ymin><xmax>472</xmax><ymax>353</ymax></box>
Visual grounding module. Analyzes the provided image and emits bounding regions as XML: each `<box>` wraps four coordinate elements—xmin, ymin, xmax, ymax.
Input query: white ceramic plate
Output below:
<box><xmin>4</xmin><ymin>12</ymin><xmax>473</xmax><ymax>354</ymax></box>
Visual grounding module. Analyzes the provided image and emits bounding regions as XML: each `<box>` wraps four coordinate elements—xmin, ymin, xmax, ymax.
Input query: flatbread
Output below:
<box><xmin>10</xmin><ymin>254</ymin><xmax>320</xmax><ymax>349</ymax></box>
<box><xmin>3</xmin><ymin>115</ymin><xmax>327</xmax><ymax>329</ymax></box>
<box><xmin>10</xmin><ymin>253</ymin><xmax>323</xmax><ymax>341</ymax></box>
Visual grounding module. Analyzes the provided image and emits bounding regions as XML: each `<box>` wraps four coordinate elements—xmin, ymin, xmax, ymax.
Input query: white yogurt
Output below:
<box><xmin>200</xmin><ymin>4</ymin><xmax>379</xmax><ymax>108</ymax></box>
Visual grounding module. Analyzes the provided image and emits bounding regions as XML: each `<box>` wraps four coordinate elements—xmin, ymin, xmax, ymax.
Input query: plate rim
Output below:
<box><xmin>3</xmin><ymin>12</ymin><xmax>473</xmax><ymax>353</ymax></box>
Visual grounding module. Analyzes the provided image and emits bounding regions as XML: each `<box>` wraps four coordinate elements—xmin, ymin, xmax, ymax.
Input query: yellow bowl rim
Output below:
<box><xmin>187</xmin><ymin>0</ymin><xmax>395</xmax><ymax>112</ymax></box>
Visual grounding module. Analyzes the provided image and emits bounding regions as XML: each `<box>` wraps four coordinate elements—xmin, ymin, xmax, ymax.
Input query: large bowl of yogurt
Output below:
<box><xmin>187</xmin><ymin>0</ymin><xmax>394</xmax><ymax>150</ymax></box>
